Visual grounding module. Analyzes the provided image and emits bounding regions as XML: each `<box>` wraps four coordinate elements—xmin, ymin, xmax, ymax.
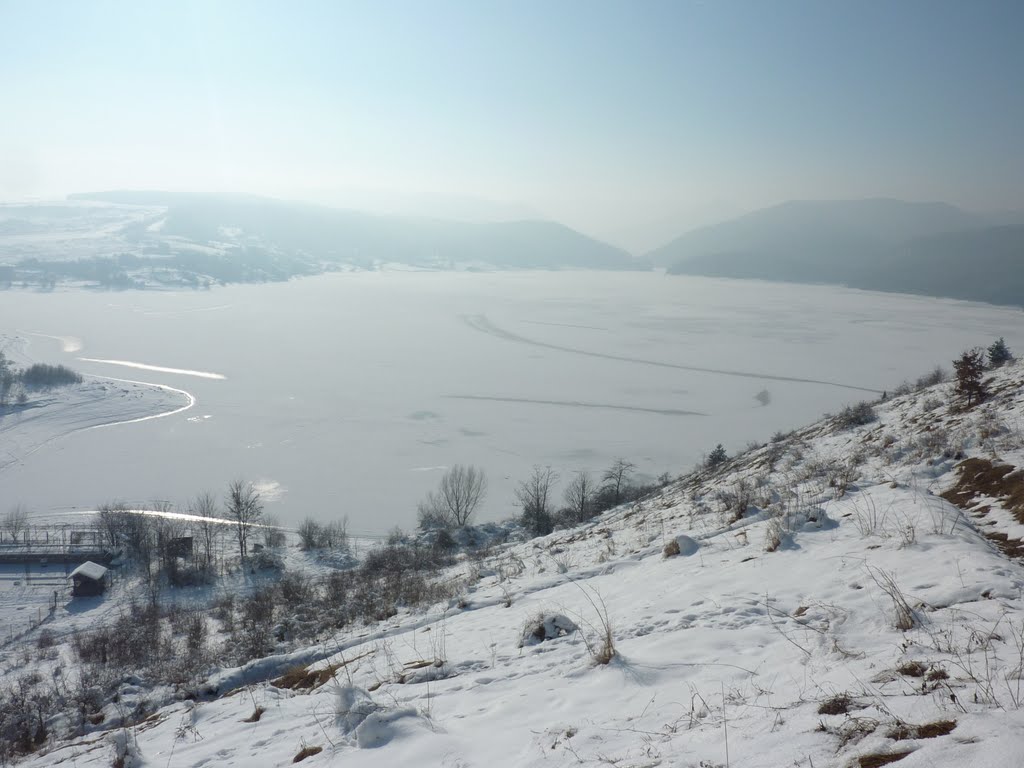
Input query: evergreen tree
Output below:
<box><xmin>706</xmin><ymin>444</ymin><xmax>728</xmax><ymax>469</ymax></box>
<box><xmin>953</xmin><ymin>348</ymin><xmax>988</xmax><ymax>408</ymax></box>
<box><xmin>987</xmin><ymin>337</ymin><xmax>1013</xmax><ymax>369</ymax></box>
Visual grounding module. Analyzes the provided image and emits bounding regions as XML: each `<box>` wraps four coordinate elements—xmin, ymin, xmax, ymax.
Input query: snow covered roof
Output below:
<box><xmin>69</xmin><ymin>561</ymin><xmax>108</xmax><ymax>581</ymax></box>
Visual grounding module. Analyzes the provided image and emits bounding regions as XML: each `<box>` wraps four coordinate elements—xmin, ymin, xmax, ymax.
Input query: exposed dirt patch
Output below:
<box><xmin>986</xmin><ymin>531</ymin><xmax>1024</xmax><ymax>558</ymax></box>
<box><xmin>941</xmin><ymin>458</ymin><xmax>1024</xmax><ymax>523</ymax></box>
<box><xmin>941</xmin><ymin>458</ymin><xmax>1024</xmax><ymax>558</ymax></box>
<box><xmin>858</xmin><ymin>751</ymin><xmax>913</xmax><ymax>767</ymax></box>
<box><xmin>889</xmin><ymin>720</ymin><xmax>956</xmax><ymax>741</ymax></box>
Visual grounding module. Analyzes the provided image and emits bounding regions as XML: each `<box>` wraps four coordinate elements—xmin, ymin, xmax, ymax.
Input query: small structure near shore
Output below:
<box><xmin>69</xmin><ymin>561</ymin><xmax>108</xmax><ymax>597</ymax></box>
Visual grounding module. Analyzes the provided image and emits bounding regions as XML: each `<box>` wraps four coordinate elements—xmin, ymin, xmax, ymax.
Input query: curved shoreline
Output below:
<box><xmin>0</xmin><ymin>339</ymin><xmax>197</xmax><ymax>474</ymax></box>
<box><xmin>81</xmin><ymin>374</ymin><xmax>195</xmax><ymax>430</ymax></box>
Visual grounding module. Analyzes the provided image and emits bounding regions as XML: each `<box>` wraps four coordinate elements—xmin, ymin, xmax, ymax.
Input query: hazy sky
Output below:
<box><xmin>2</xmin><ymin>0</ymin><xmax>1022</xmax><ymax>250</ymax></box>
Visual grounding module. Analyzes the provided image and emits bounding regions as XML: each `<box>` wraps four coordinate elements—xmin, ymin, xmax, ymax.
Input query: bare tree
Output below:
<box><xmin>261</xmin><ymin>514</ymin><xmax>286</xmax><ymax>548</ymax></box>
<box><xmin>601</xmin><ymin>458</ymin><xmax>636</xmax><ymax>506</ymax></box>
<box><xmin>516</xmin><ymin>466</ymin><xmax>558</xmax><ymax>537</ymax></box>
<box><xmin>97</xmin><ymin>502</ymin><xmax>128</xmax><ymax>548</ymax></box>
<box><xmin>323</xmin><ymin>518</ymin><xmax>348</xmax><ymax>549</ymax></box>
<box><xmin>297</xmin><ymin>516</ymin><xmax>348</xmax><ymax>550</ymax></box>
<box><xmin>225</xmin><ymin>480</ymin><xmax>264</xmax><ymax>561</ymax></box>
<box><xmin>417</xmin><ymin>464</ymin><xmax>487</xmax><ymax>529</ymax></box>
<box><xmin>150</xmin><ymin>501</ymin><xmax>187</xmax><ymax>577</ymax></box>
<box><xmin>562</xmin><ymin>471</ymin><xmax>595</xmax><ymax>524</ymax></box>
<box><xmin>189</xmin><ymin>492</ymin><xmax>222</xmax><ymax>573</ymax></box>
<box><xmin>3</xmin><ymin>505</ymin><xmax>29</xmax><ymax>544</ymax></box>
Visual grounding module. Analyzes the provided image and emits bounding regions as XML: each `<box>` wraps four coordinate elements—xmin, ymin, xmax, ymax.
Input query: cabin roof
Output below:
<box><xmin>69</xmin><ymin>561</ymin><xmax>108</xmax><ymax>581</ymax></box>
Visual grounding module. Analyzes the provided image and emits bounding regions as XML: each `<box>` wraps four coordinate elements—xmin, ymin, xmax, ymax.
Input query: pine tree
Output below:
<box><xmin>706</xmin><ymin>444</ymin><xmax>728</xmax><ymax>469</ymax></box>
<box><xmin>953</xmin><ymin>348</ymin><xmax>988</xmax><ymax>408</ymax></box>
<box><xmin>987</xmin><ymin>337</ymin><xmax>1013</xmax><ymax>369</ymax></box>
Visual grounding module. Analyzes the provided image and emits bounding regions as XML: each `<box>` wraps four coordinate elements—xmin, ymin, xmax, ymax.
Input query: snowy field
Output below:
<box><xmin>5</xmin><ymin>356</ymin><xmax>1024</xmax><ymax>767</ymax></box>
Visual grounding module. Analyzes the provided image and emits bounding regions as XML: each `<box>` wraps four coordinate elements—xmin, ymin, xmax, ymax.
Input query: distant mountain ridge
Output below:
<box><xmin>70</xmin><ymin>191</ymin><xmax>642</xmax><ymax>271</ymax></box>
<box><xmin>650</xmin><ymin>198</ymin><xmax>1024</xmax><ymax>306</ymax></box>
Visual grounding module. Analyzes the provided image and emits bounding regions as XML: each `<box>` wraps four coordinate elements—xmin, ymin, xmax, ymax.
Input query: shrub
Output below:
<box><xmin>915</xmin><ymin>366</ymin><xmax>947</xmax><ymax>390</ymax></box>
<box><xmin>297</xmin><ymin>518</ymin><xmax>322</xmax><ymax>550</ymax></box>
<box><xmin>18</xmin><ymin>363</ymin><xmax>82</xmax><ymax>390</ymax></box>
<box><xmin>833</xmin><ymin>401</ymin><xmax>877</xmax><ymax>429</ymax></box>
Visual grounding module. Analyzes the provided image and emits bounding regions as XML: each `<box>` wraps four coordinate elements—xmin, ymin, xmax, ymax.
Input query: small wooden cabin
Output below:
<box><xmin>70</xmin><ymin>561</ymin><xmax>108</xmax><ymax>597</ymax></box>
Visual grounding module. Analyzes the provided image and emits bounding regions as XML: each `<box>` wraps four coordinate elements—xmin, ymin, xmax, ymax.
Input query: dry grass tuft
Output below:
<box><xmin>896</xmin><ymin>661</ymin><xmax>928</xmax><ymax>678</ymax></box>
<box><xmin>293</xmin><ymin>745</ymin><xmax>323</xmax><ymax>762</ymax></box>
<box><xmin>272</xmin><ymin>663</ymin><xmax>344</xmax><ymax>691</ymax></box>
<box><xmin>243</xmin><ymin>706</ymin><xmax>265</xmax><ymax>723</ymax></box>
<box><xmin>817</xmin><ymin>694</ymin><xmax>855</xmax><ymax>715</ymax></box>
<box><xmin>858</xmin><ymin>751</ymin><xmax>914</xmax><ymax>767</ymax></box>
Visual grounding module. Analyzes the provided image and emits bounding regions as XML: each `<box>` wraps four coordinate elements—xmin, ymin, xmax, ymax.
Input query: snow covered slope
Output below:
<box><xmin>11</xmin><ymin>361</ymin><xmax>1024</xmax><ymax>767</ymax></box>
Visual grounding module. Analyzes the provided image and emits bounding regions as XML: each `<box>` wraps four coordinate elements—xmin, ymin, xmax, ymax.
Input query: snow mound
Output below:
<box><xmin>672</xmin><ymin>534</ymin><xmax>700</xmax><ymax>555</ymax></box>
<box><xmin>520</xmin><ymin>613</ymin><xmax>578</xmax><ymax>646</ymax></box>
<box><xmin>336</xmin><ymin>684</ymin><xmax>428</xmax><ymax>749</ymax></box>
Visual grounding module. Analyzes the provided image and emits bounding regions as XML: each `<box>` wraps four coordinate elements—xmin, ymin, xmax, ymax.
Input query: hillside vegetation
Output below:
<box><xmin>6</xmin><ymin>354</ymin><xmax>1024</xmax><ymax>767</ymax></box>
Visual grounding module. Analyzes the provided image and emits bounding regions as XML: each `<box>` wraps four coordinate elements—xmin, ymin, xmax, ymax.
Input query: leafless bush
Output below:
<box><xmin>916</xmin><ymin>366</ymin><xmax>947</xmax><ymax>390</ymax></box>
<box><xmin>827</xmin><ymin>455</ymin><xmax>862</xmax><ymax>499</ymax></box>
<box><xmin>832</xmin><ymin>401</ymin><xmax>877</xmax><ymax>430</ymax></box>
<box><xmin>720</xmin><ymin>477</ymin><xmax>754</xmax><ymax>523</ymax></box>
<box><xmin>0</xmin><ymin>674</ymin><xmax>51</xmax><ymax>759</ymax></box>
<box><xmin>850</xmin><ymin>495</ymin><xmax>890</xmax><ymax>537</ymax></box>
<box><xmin>261</xmin><ymin>514</ymin><xmax>287</xmax><ymax>549</ymax></box>
<box><xmin>868</xmin><ymin>567</ymin><xmax>917</xmax><ymax>631</ymax></box>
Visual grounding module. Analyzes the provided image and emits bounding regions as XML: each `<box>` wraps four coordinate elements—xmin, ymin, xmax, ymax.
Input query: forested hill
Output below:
<box><xmin>71</xmin><ymin>191</ymin><xmax>642</xmax><ymax>272</ymax></box>
<box><xmin>651</xmin><ymin>198</ymin><xmax>1024</xmax><ymax>307</ymax></box>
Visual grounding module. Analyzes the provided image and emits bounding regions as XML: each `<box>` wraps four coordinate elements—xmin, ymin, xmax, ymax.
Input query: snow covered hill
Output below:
<box><xmin>7</xmin><ymin>359</ymin><xmax>1024</xmax><ymax>767</ymax></box>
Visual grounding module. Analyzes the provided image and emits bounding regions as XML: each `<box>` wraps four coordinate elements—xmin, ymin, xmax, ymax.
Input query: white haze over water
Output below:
<box><xmin>1</xmin><ymin>271</ymin><xmax>1021</xmax><ymax>534</ymax></box>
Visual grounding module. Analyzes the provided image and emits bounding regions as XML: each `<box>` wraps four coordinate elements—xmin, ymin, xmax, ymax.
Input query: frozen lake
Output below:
<box><xmin>1</xmin><ymin>271</ymin><xmax>1021</xmax><ymax>534</ymax></box>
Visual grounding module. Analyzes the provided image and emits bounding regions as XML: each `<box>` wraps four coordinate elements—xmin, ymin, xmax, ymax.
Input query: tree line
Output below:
<box><xmin>416</xmin><ymin>457</ymin><xmax>669</xmax><ymax>539</ymax></box>
<box><xmin>0</xmin><ymin>351</ymin><xmax>83</xmax><ymax>406</ymax></box>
